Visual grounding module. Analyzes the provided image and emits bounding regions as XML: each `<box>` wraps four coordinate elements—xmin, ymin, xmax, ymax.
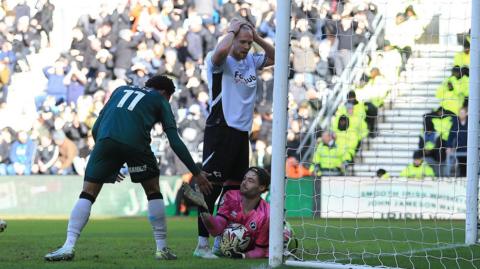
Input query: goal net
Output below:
<box><xmin>270</xmin><ymin>0</ymin><xmax>478</xmax><ymax>268</ymax></box>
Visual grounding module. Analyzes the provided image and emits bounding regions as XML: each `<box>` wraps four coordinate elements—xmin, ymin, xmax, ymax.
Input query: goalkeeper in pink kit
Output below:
<box><xmin>184</xmin><ymin>167</ymin><xmax>270</xmax><ymax>259</ymax></box>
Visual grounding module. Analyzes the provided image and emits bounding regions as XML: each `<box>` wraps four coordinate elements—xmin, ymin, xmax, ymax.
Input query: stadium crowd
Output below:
<box><xmin>0</xmin><ymin>0</ymin><xmax>468</xmax><ymax>179</ymax></box>
<box><xmin>307</xmin><ymin>1</ymin><xmax>470</xmax><ymax>179</ymax></box>
<box><xmin>0</xmin><ymin>0</ymin><xmax>382</xmax><ymax>177</ymax></box>
<box><xmin>308</xmin><ymin>2</ymin><xmax>432</xmax><ymax>177</ymax></box>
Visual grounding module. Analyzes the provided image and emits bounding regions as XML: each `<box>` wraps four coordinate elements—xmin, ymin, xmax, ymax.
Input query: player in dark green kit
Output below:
<box><xmin>45</xmin><ymin>75</ymin><xmax>212</xmax><ymax>262</ymax></box>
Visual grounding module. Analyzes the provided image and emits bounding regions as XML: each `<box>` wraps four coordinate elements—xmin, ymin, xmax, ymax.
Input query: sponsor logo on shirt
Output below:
<box><xmin>230</xmin><ymin>211</ymin><xmax>238</xmax><ymax>218</ymax></box>
<box><xmin>234</xmin><ymin>71</ymin><xmax>257</xmax><ymax>86</ymax></box>
<box><xmin>129</xmin><ymin>165</ymin><xmax>147</xmax><ymax>173</ymax></box>
<box><xmin>249</xmin><ymin>221</ymin><xmax>257</xmax><ymax>230</ymax></box>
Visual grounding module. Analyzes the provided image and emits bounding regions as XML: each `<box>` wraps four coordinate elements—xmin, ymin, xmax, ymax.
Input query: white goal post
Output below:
<box><xmin>465</xmin><ymin>0</ymin><xmax>480</xmax><ymax>246</ymax></box>
<box><xmin>268</xmin><ymin>0</ymin><xmax>291</xmax><ymax>266</ymax></box>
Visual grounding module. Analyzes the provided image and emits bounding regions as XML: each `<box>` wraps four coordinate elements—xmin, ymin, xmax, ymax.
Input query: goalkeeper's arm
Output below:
<box><xmin>201</xmin><ymin>213</ymin><xmax>268</xmax><ymax>259</ymax></box>
<box><xmin>199</xmin><ymin>212</ymin><xmax>228</xmax><ymax>236</ymax></box>
<box><xmin>245</xmin><ymin>247</ymin><xmax>268</xmax><ymax>259</ymax></box>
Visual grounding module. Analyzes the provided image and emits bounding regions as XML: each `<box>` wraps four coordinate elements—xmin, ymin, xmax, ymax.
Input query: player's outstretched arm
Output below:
<box><xmin>199</xmin><ymin>212</ymin><xmax>228</xmax><ymax>236</ymax></box>
<box><xmin>164</xmin><ymin>128</ymin><xmax>212</xmax><ymax>194</ymax></box>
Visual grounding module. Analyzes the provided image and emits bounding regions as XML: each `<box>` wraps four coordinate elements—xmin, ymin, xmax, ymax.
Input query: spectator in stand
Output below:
<box><xmin>256</xmin><ymin>69</ymin><xmax>273</xmax><ymax>106</ymax></box>
<box><xmin>85</xmin><ymin>51</ymin><xmax>113</xmax><ymax>94</ymax></box>
<box><xmin>15</xmin><ymin>15</ymin><xmax>41</xmax><ymax>55</ymax></box>
<box><xmin>333</xmin><ymin>91</ymin><xmax>369</xmax><ymax>142</ymax></box>
<box><xmin>0</xmin><ymin>41</ymin><xmax>17</xmax><ymax>73</ymax></box>
<box><xmin>33</xmin><ymin>0</ymin><xmax>55</xmax><ymax>45</ymax></box>
<box><xmin>310</xmin><ymin>130</ymin><xmax>344</xmax><ymax>176</ymax></box>
<box><xmin>454</xmin><ymin>42</ymin><xmax>470</xmax><ymax>68</ymax></box>
<box><xmin>13</xmin><ymin>1</ymin><xmax>30</xmax><ymax>26</ymax></box>
<box><xmin>251</xmin><ymin>139</ymin><xmax>272</xmax><ymax>171</ymax></box>
<box><xmin>385</xmin><ymin>11</ymin><xmax>422</xmax><ymax>71</ymax></box>
<box><xmin>72</xmin><ymin>131</ymin><xmax>95</xmax><ymax>177</ymax></box>
<box><xmin>258</xmin><ymin>105</ymin><xmax>273</xmax><ymax>145</ymax></box>
<box><xmin>291</xmin><ymin>35</ymin><xmax>317</xmax><ymax>82</ymax></box>
<box><xmin>355</xmin><ymin>67</ymin><xmax>390</xmax><ymax>136</ymax></box>
<box><xmin>157</xmin><ymin>48</ymin><xmax>184</xmax><ymax>79</ymax></box>
<box><xmin>446</xmin><ymin>107</ymin><xmax>468</xmax><ymax>177</ymax></box>
<box><xmin>113</xmin><ymin>29</ymin><xmax>144</xmax><ymax>80</ymax></box>
<box><xmin>368</xmin><ymin>41</ymin><xmax>402</xmax><ymax>83</ymax></box>
<box><xmin>290</xmin><ymin>73</ymin><xmax>308</xmax><ymax>106</ymax></box>
<box><xmin>32</xmin><ymin>131</ymin><xmax>58</xmax><ymax>174</ymax></box>
<box><xmin>400</xmin><ymin>150</ymin><xmax>435</xmax><ymax>179</ymax></box>
<box><xmin>420</xmin><ymin>106</ymin><xmax>454</xmax><ymax>175</ymax></box>
<box><xmin>334</xmin><ymin>115</ymin><xmax>359</xmax><ymax>164</ymax></box>
<box><xmin>435</xmin><ymin>66</ymin><xmax>464</xmax><ymax>115</ymax></box>
<box><xmin>317</xmin><ymin>33</ymin><xmax>338</xmax><ymax>82</ymax></box>
<box><xmin>7</xmin><ymin>130</ymin><xmax>36</xmax><ymax>175</ymax></box>
<box><xmin>334</xmin><ymin>16</ymin><xmax>364</xmax><ymax>75</ymax></box>
<box><xmin>286</xmin><ymin>129</ymin><xmax>301</xmax><ymax>160</ymax></box>
<box><xmin>51</xmin><ymin>130</ymin><xmax>78</xmax><ymax>175</ymax></box>
<box><xmin>76</xmin><ymin>11</ymin><xmax>101</xmax><ymax>37</ymax></box>
<box><xmin>185</xmin><ymin>16</ymin><xmax>205</xmax><ymax>64</ymax></box>
<box><xmin>0</xmin><ymin>127</ymin><xmax>14</xmax><ymax>175</ymax></box>
<box><xmin>64</xmin><ymin>62</ymin><xmax>87</xmax><ymax>105</ymax></box>
<box><xmin>110</xmin><ymin>2</ymin><xmax>131</xmax><ymax>34</ymax></box>
<box><xmin>63</xmin><ymin>111</ymin><xmax>89</xmax><ymax>150</ymax></box>
<box><xmin>0</xmin><ymin>59</ymin><xmax>11</xmax><ymax>104</ymax></box>
<box><xmin>40</xmin><ymin>60</ymin><xmax>68</xmax><ymax>106</ymax></box>
<box><xmin>286</xmin><ymin>156</ymin><xmax>310</xmax><ymax>179</ymax></box>
<box><xmin>128</xmin><ymin>63</ymin><xmax>149</xmax><ymax>87</ymax></box>
<box><xmin>458</xmin><ymin>66</ymin><xmax>469</xmax><ymax>106</ymax></box>
<box><xmin>376</xmin><ymin>169</ymin><xmax>390</xmax><ymax>179</ymax></box>
<box><xmin>97</xmin><ymin>21</ymin><xmax>116</xmax><ymax>50</ymax></box>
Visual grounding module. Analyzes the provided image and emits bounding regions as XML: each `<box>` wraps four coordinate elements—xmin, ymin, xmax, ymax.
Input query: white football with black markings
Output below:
<box><xmin>0</xmin><ymin>219</ymin><xmax>7</xmax><ymax>233</ymax></box>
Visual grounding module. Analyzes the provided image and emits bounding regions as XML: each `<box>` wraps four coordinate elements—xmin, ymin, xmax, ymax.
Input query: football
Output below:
<box><xmin>0</xmin><ymin>219</ymin><xmax>7</xmax><ymax>233</ymax></box>
<box><xmin>220</xmin><ymin>223</ymin><xmax>252</xmax><ymax>253</ymax></box>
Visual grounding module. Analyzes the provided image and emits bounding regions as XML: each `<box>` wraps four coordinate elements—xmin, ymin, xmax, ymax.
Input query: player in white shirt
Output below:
<box><xmin>194</xmin><ymin>16</ymin><xmax>275</xmax><ymax>258</ymax></box>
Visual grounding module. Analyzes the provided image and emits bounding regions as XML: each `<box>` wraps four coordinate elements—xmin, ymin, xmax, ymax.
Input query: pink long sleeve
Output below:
<box><xmin>245</xmin><ymin>246</ymin><xmax>268</xmax><ymax>259</ymax></box>
<box><xmin>202</xmin><ymin>214</ymin><xmax>228</xmax><ymax>236</ymax></box>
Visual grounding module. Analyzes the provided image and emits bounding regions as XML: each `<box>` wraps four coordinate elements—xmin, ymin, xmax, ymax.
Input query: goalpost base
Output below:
<box><xmin>285</xmin><ymin>260</ymin><xmax>402</xmax><ymax>269</ymax></box>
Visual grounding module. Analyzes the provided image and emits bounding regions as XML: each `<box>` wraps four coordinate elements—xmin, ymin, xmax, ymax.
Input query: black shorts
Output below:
<box><xmin>202</xmin><ymin>126</ymin><xmax>249</xmax><ymax>183</ymax></box>
<box><xmin>85</xmin><ymin>138</ymin><xmax>160</xmax><ymax>183</ymax></box>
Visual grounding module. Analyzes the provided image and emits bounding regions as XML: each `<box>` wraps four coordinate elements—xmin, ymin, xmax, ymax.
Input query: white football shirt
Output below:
<box><xmin>205</xmin><ymin>51</ymin><xmax>266</xmax><ymax>132</ymax></box>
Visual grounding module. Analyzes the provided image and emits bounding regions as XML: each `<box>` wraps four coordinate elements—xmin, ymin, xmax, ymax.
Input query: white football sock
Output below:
<box><xmin>148</xmin><ymin>199</ymin><xmax>167</xmax><ymax>251</ymax></box>
<box><xmin>198</xmin><ymin>236</ymin><xmax>209</xmax><ymax>248</ymax></box>
<box><xmin>63</xmin><ymin>198</ymin><xmax>92</xmax><ymax>249</ymax></box>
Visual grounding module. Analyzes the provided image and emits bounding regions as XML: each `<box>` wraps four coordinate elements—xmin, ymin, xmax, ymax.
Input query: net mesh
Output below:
<box><xmin>284</xmin><ymin>0</ymin><xmax>477</xmax><ymax>268</ymax></box>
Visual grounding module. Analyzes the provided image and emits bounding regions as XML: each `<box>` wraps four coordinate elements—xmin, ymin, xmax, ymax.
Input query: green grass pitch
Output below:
<box><xmin>0</xmin><ymin>218</ymin><xmax>479</xmax><ymax>269</ymax></box>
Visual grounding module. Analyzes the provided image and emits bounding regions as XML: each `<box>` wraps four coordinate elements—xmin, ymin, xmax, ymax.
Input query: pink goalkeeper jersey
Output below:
<box><xmin>217</xmin><ymin>190</ymin><xmax>270</xmax><ymax>253</ymax></box>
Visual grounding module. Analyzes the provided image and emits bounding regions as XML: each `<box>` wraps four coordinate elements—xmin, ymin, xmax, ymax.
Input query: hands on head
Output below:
<box><xmin>227</xmin><ymin>17</ymin><xmax>256</xmax><ymax>38</ymax></box>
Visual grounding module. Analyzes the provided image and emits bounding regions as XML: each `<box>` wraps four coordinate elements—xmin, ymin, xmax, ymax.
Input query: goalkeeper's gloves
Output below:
<box><xmin>223</xmin><ymin>249</ymin><xmax>245</xmax><ymax>259</ymax></box>
<box><xmin>182</xmin><ymin>183</ymin><xmax>209</xmax><ymax>210</ymax></box>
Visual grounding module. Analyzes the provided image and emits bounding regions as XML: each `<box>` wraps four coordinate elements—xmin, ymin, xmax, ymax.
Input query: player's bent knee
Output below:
<box><xmin>147</xmin><ymin>192</ymin><xmax>163</xmax><ymax>200</ymax></box>
<box><xmin>79</xmin><ymin>191</ymin><xmax>96</xmax><ymax>203</ymax></box>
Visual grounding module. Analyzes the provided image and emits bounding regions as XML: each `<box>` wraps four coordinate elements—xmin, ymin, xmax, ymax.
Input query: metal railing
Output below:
<box><xmin>296</xmin><ymin>13</ymin><xmax>386</xmax><ymax>163</ymax></box>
